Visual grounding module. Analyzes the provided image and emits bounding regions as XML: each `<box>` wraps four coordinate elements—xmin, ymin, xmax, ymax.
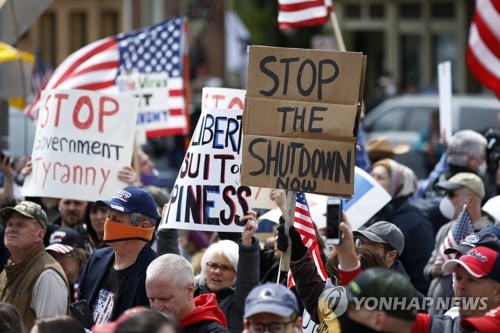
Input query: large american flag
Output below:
<box><xmin>288</xmin><ymin>191</ymin><xmax>328</xmax><ymax>287</ymax></box>
<box><xmin>277</xmin><ymin>0</ymin><xmax>332</xmax><ymax>29</ymax></box>
<box><xmin>466</xmin><ymin>0</ymin><xmax>500</xmax><ymax>98</ymax></box>
<box><xmin>24</xmin><ymin>16</ymin><xmax>187</xmax><ymax>135</ymax></box>
<box><xmin>440</xmin><ymin>204</ymin><xmax>474</xmax><ymax>260</ymax></box>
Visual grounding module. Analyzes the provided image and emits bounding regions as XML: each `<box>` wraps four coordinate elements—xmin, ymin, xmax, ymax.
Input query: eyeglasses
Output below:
<box><xmin>206</xmin><ymin>262</ymin><xmax>235</xmax><ymax>273</ymax></box>
<box><xmin>447</xmin><ymin>190</ymin><xmax>472</xmax><ymax>199</ymax></box>
<box><xmin>248</xmin><ymin>321</ymin><xmax>293</xmax><ymax>333</ymax></box>
<box><xmin>355</xmin><ymin>238</ymin><xmax>393</xmax><ymax>252</ymax></box>
<box><xmin>355</xmin><ymin>237</ymin><xmax>384</xmax><ymax>248</ymax></box>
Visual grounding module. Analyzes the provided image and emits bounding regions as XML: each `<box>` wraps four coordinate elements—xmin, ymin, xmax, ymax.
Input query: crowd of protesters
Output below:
<box><xmin>2</xmin><ymin>117</ymin><xmax>500</xmax><ymax>333</ymax></box>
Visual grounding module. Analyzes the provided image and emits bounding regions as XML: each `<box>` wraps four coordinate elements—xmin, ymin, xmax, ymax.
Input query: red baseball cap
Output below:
<box><xmin>462</xmin><ymin>306</ymin><xmax>500</xmax><ymax>332</ymax></box>
<box><xmin>442</xmin><ymin>246</ymin><xmax>500</xmax><ymax>282</ymax></box>
<box><xmin>91</xmin><ymin>307</ymin><xmax>148</xmax><ymax>333</ymax></box>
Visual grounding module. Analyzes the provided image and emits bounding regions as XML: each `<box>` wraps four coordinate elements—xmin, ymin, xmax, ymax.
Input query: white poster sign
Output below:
<box><xmin>22</xmin><ymin>89</ymin><xmax>138</xmax><ymax>201</ymax></box>
<box><xmin>160</xmin><ymin>87</ymin><xmax>247</xmax><ymax>232</ymax></box>
<box><xmin>116</xmin><ymin>72</ymin><xmax>187</xmax><ymax>137</ymax></box>
<box><xmin>438</xmin><ymin>61</ymin><xmax>453</xmax><ymax>143</ymax></box>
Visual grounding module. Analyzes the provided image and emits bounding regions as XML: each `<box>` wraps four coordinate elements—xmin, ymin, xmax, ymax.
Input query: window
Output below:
<box><xmin>40</xmin><ymin>13</ymin><xmax>56</xmax><ymax>66</ymax></box>
<box><xmin>431</xmin><ymin>2</ymin><xmax>454</xmax><ymax>19</ymax></box>
<box><xmin>370</xmin><ymin>109</ymin><xmax>406</xmax><ymax>131</ymax></box>
<box><xmin>400</xmin><ymin>3</ymin><xmax>421</xmax><ymax>18</ymax></box>
<box><xmin>69</xmin><ymin>12</ymin><xmax>87</xmax><ymax>54</ymax></box>
<box><xmin>369</xmin><ymin>3</ymin><xmax>385</xmax><ymax>18</ymax></box>
<box><xmin>459</xmin><ymin>107</ymin><xmax>499</xmax><ymax>133</ymax></box>
<box><xmin>101</xmin><ymin>11</ymin><xmax>119</xmax><ymax>38</ymax></box>
<box><xmin>345</xmin><ymin>4</ymin><xmax>361</xmax><ymax>18</ymax></box>
<box><xmin>403</xmin><ymin>108</ymin><xmax>435</xmax><ymax>131</ymax></box>
<box><xmin>400</xmin><ymin>35</ymin><xmax>421</xmax><ymax>93</ymax></box>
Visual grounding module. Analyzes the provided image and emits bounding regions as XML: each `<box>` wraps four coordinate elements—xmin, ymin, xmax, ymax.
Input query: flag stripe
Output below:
<box><xmin>278</xmin><ymin>0</ymin><xmax>329</xmax><ymax>29</ymax></box>
<box><xmin>279</xmin><ymin>0</ymin><xmax>326</xmax><ymax>11</ymax></box>
<box><xmin>169</xmin><ymin>109</ymin><xmax>183</xmax><ymax>116</ymax></box>
<box><xmin>472</xmin><ymin>13</ymin><xmax>500</xmax><ymax>68</ymax></box>
<box><xmin>288</xmin><ymin>191</ymin><xmax>328</xmax><ymax>288</ymax></box>
<box><xmin>467</xmin><ymin>0</ymin><xmax>500</xmax><ymax>98</ymax></box>
<box><xmin>476</xmin><ymin>0</ymin><xmax>500</xmax><ymax>42</ymax></box>
<box><xmin>75</xmin><ymin>81</ymin><xmax>116</xmax><ymax>91</ymax></box>
<box><xmin>467</xmin><ymin>48</ymin><xmax>500</xmax><ymax>93</ymax></box>
<box><xmin>51</xmin><ymin>38</ymin><xmax>118</xmax><ymax>89</ymax></box>
<box><xmin>71</xmin><ymin>60</ymin><xmax>121</xmax><ymax>77</ymax></box>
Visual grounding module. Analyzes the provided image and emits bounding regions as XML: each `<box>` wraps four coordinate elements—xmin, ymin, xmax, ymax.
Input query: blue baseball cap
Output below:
<box><xmin>479</xmin><ymin>226</ymin><xmax>500</xmax><ymax>240</ymax></box>
<box><xmin>96</xmin><ymin>186</ymin><xmax>161</xmax><ymax>223</ymax></box>
<box><xmin>244</xmin><ymin>283</ymin><xmax>299</xmax><ymax>319</ymax></box>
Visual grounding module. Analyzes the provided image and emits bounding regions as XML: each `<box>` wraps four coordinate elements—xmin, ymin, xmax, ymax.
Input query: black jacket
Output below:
<box><xmin>367</xmin><ymin>196</ymin><xmax>435</xmax><ymax>295</ymax></box>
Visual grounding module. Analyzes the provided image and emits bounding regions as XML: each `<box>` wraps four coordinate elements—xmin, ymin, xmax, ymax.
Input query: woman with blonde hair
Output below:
<box><xmin>194</xmin><ymin>213</ymin><xmax>260</xmax><ymax>333</ymax></box>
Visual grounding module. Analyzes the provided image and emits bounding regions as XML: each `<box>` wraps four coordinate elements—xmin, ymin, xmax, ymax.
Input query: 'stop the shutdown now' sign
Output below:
<box><xmin>241</xmin><ymin>46</ymin><xmax>366</xmax><ymax>197</ymax></box>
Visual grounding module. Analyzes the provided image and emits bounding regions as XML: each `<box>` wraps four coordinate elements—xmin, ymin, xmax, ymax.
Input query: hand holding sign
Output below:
<box><xmin>241</xmin><ymin>210</ymin><xmax>258</xmax><ymax>246</ymax></box>
<box><xmin>270</xmin><ymin>189</ymin><xmax>287</xmax><ymax>214</ymax></box>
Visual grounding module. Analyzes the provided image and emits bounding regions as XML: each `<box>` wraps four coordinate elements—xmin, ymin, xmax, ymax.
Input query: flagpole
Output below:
<box><xmin>182</xmin><ymin>17</ymin><xmax>192</xmax><ymax>151</ymax></box>
<box><xmin>280</xmin><ymin>190</ymin><xmax>296</xmax><ymax>272</ymax></box>
<box><xmin>330</xmin><ymin>12</ymin><xmax>346</xmax><ymax>52</ymax></box>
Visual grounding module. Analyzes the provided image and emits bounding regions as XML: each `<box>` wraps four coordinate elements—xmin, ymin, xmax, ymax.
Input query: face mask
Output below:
<box><xmin>439</xmin><ymin>196</ymin><xmax>456</xmax><ymax>220</ymax></box>
<box><xmin>140</xmin><ymin>171</ymin><xmax>159</xmax><ymax>185</ymax></box>
<box><xmin>478</xmin><ymin>161</ymin><xmax>487</xmax><ymax>177</ymax></box>
<box><xmin>103</xmin><ymin>219</ymin><xmax>155</xmax><ymax>242</ymax></box>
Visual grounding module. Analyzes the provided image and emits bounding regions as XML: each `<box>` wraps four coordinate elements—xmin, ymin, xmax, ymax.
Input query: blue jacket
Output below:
<box><xmin>78</xmin><ymin>244</ymin><xmax>158</xmax><ymax>321</ymax></box>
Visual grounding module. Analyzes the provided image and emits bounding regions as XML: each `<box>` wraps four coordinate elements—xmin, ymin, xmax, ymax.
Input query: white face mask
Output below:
<box><xmin>439</xmin><ymin>196</ymin><xmax>456</xmax><ymax>220</ymax></box>
<box><xmin>478</xmin><ymin>161</ymin><xmax>487</xmax><ymax>177</ymax></box>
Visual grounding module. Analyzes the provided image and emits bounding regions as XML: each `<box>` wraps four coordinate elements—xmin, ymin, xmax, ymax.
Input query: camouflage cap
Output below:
<box><xmin>0</xmin><ymin>201</ymin><xmax>48</xmax><ymax>230</ymax></box>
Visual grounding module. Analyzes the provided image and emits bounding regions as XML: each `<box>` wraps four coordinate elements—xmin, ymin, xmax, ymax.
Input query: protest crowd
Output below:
<box><xmin>3</xmin><ymin>103</ymin><xmax>500</xmax><ymax>333</ymax></box>
<box><xmin>1</xmin><ymin>8</ymin><xmax>500</xmax><ymax>333</ymax></box>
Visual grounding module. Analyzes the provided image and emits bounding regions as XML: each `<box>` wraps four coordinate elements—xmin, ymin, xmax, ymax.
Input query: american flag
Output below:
<box><xmin>277</xmin><ymin>0</ymin><xmax>332</xmax><ymax>29</ymax></box>
<box><xmin>24</xmin><ymin>16</ymin><xmax>188</xmax><ymax>135</ymax></box>
<box><xmin>31</xmin><ymin>49</ymin><xmax>53</xmax><ymax>96</ymax></box>
<box><xmin>440</xmin><ymin>204</ymin><xmax>474</xmax><ymax>260</ymax></box>
<box><xmin>288</xmin><ymin>191</ymin><xmax>328</xmax><ymax>287</ymax></box>
<box><xmin>466</xmin><ymin>0</ymin><xmax>500</xmax><ymax>98</ymax></box>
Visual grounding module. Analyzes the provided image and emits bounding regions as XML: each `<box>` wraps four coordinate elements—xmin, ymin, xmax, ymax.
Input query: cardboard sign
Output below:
<box><xmin>249</xmin><ymin>187</ymin><xmax>278</xmax><ymax>210</ymax></box>
<box><xmin>241</xmin><ymin>46</ymin><xmax>366</xmax><ymax>197</ymax></box>
<box><xmin>258</xmin><ymin>167</ymin><xmax>391</xmax><ymax>230</ymax></box>
<box><xmin>159</xmin><ymin>88</ymin><xmax>248</xmax><ymax>232</ymax></box>
<box><xmin>116</xmin><ymin>72</ymin><xmax>188</xmax><ymax>137</ymax></box>
<box><xmin>22</xmin><ymin>89</ymin><xmax>138</xmax><ymax>201</ymax></box>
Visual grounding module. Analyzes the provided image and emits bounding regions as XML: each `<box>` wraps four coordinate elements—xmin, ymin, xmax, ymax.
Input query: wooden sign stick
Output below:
<box><xmin>280</xmin><ymin>190</ymin><xmax>296</xmax><ymax>272</ymax></box>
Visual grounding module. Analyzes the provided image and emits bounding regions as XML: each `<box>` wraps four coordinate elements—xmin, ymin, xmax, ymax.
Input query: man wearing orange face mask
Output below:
<box><xmin>78</xmin><ymin>185</ymin><xmax>160</xmax><ymax>326</ymax></box>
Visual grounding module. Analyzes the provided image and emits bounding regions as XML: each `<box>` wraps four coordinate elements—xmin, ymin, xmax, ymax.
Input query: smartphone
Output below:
<box><xmin>69</xmin><ymin>299</ymin><xmax>95</xmax><ymax>329</ymax></box>
<box><xmin>326</xmin><ymin>197</ymin><xmax>342</xmax><ymax>245</ymax></box>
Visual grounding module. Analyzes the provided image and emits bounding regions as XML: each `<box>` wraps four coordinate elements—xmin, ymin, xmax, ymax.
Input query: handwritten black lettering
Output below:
<box><xmin>247</xmin><ymin>138</ymin><xmax>352</xmax><ymax>188</ymax></box>
<box><xmin>256</xmin><ymin>56</ymin><xmax>340</xmax><ymax>100</ymax></box>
